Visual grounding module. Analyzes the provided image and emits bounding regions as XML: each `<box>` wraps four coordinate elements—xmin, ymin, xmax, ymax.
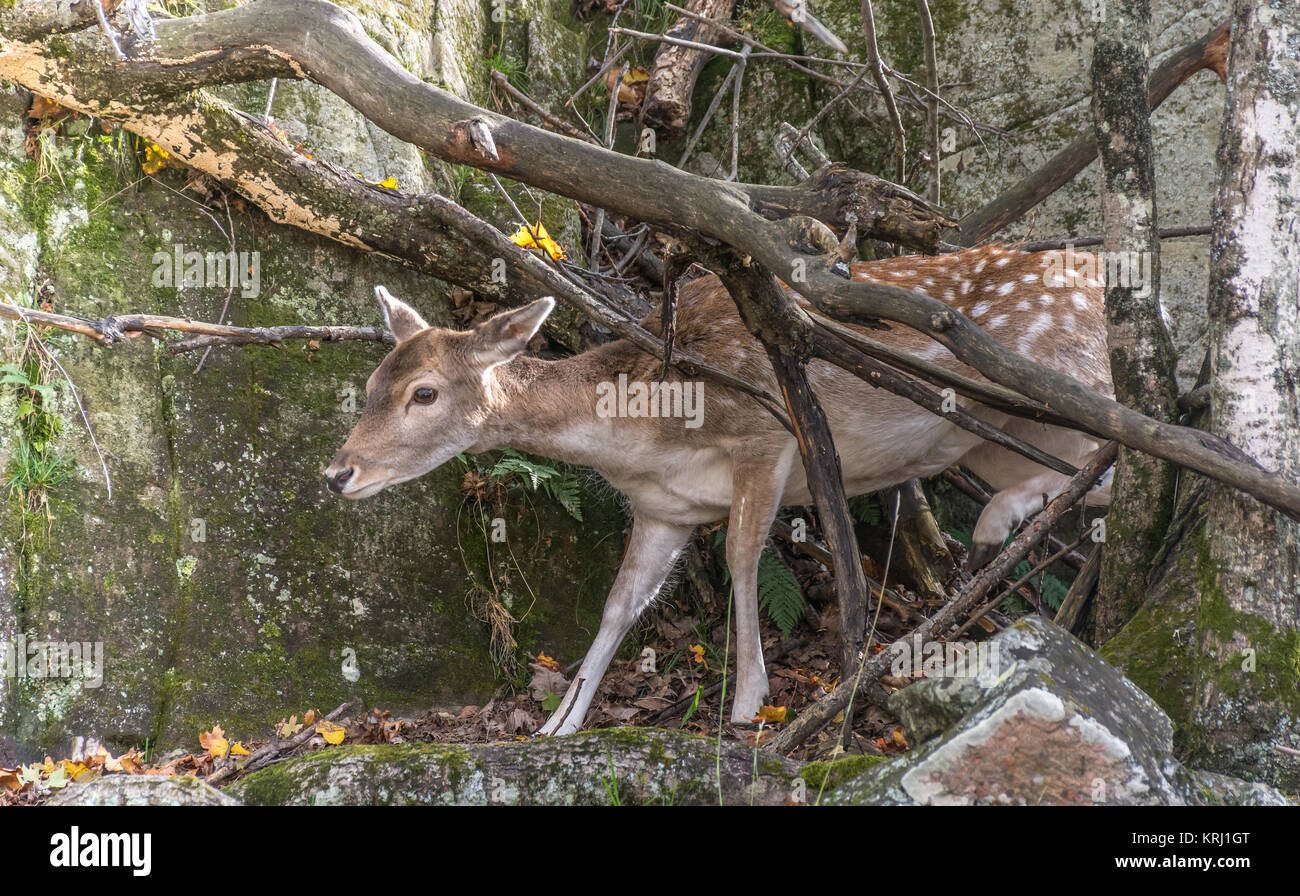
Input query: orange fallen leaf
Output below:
<box><xmin>605</xmin><ymin>66</ymin><xmax>650</xmax><ymax>105</ymax></box>
<box><xmin>60</xmin><ymin>760</ymin><xmax>91</xmax><ymax>781</ymax></box>
<box><xmin>754</xmin><ymin>705</ymin><xmax>787</xmax><ymax>724</ymax></box>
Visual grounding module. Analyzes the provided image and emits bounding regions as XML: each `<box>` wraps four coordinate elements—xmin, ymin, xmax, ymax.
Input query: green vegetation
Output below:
<box><xmin>1</xmin><ymin>330</ymin><xmax>73</xmax><ymax>537</ymax></box>
<box><xmin>711</xmin><ymin>527</ymin><xmax>806</xmax><ymax>637</ymax></box>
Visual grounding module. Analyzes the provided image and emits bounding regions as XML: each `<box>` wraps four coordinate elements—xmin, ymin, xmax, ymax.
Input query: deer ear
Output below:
<box><xmin>471</xmin><ymin>297</ymin><xmax>556</xmax><ymax>369</ymax></box>
<box><xmin>375</xmin><ymin>286</ymin><xmax>430</xmax><ymax>343</ymax></box>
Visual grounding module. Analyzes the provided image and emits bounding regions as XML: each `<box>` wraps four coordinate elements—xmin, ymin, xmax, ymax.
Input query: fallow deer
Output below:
<box><xmin>325</xmin><ymin>244</ymin><xmax>1114</xmax><ymax>736</ymax></box>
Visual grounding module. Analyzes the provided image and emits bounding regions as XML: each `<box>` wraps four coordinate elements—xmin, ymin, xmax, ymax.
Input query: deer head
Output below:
<box><xmin>324</xmin><ymin>286</ymin><xmax>555</xmax><ymax>499</ymax></box>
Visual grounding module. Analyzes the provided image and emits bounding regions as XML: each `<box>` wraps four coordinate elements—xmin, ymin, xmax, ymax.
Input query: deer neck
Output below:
<box><xmin>477</xmin><ymin>353</ymin><xmax>608</xmax><ymax>468</ymax></box>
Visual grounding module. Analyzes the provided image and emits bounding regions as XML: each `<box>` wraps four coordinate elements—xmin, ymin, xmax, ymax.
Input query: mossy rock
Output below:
<box><xmin>229</xmin><ymin>726</ymin><xmax>894</xmax><ymax>805</ymax></box>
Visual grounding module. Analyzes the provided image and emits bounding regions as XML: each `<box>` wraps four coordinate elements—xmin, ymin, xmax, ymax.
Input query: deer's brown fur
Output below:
<box><xmin>327</xmin><ymin>244</ymin><xmax>1113</xmax><ymax>735</ymax></box>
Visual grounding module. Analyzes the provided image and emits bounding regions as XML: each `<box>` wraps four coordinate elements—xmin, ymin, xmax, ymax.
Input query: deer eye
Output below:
<box><xmin>413</xmin><ymin>387</ymin><xmax>438</xmax><ymax>405</ymax></box>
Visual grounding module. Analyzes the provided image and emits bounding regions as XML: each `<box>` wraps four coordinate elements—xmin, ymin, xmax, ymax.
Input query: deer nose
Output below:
<box><xmin>325</xmin><ymin>466</ymin><xmax>354</xmax><ymax>494</ymax></box>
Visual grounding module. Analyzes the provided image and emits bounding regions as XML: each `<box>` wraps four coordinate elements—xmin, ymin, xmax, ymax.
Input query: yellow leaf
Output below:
<box><xmin>606</xmin><ymin>66</ymin><xmax>651</xmax><ymax>104</ymax></box>
<box><xmin>199</xmin><ymin>725</ymin><xmax>229</xmax><ymax>760</ymax></box>
<box><xmin>755</xmin><ymin>705</ymin><xmax>787</xmax><ymax>724</ymax></box>
<box><xmin>688</xmin><ymin>644</ymin><xmax>706</xmax><ymax>665</ymax></box>
<box><xmin>141</xmin><ymin>141</ymin><xmax>171</xmax><ymax>176</ymax></box>
<box><xmin>60</xmin><ymin>760</ymin><xmax>91</xmax><ymax>781</ymax></box>
<box><xmin>230</xmin><ymin>742</ymin><xmax>251</xmax><ymax>757</ymax></box>
<box><xmin>316</xmin><ymin>720</ymin><xmax>347</xmax><ymax>745</ymax></box>
<box><xmin>508</xmin><ymin>222</ymin><xmax>567</xmax><ymax>261</ymax></box>
<box><xmin>373</xmin><ymin>176</ymin><xmax>399</xmax><ymax>189</ymax></box>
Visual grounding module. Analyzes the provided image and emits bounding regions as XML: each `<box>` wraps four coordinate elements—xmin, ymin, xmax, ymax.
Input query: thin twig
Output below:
<box><xmin>206</xmin><ymin>701</ymin><xmax>353</xmax><ymax>785</ymax></box>
<box><xmin>677</xmin><ymin>45</ymin><xmax>752</xmax><ymax>170</ymax></box>
<box><xmin>860</xmin><ymin>0</ymin><xmax>906</xmax><ymax>182</ymax></box>
<box><xmin>492</xmin><ymin>70</ymin><xmax>597</xmax><ymax>144</ymax></box>
<box><xmin>727</xmin><ymin>48</ymin><xmax>746</xmax><ymax>181</ymax></box>
<box><xmin>588</xmin><ymin>64</ymin><xmax>626</xmax><ymax>269</ymax></box>
<box><xmin>914</xmin><ymin>0</ymin><xmax>940</xmax><ymax>203</ymax></box>
<box><xmin>567</xmin><ymin>43</ymin><xmax>633</xmax><ymax>108</ymax></box>
<box><xmin>1012</xmin><ymin>225</ymin><xmax>1212</xmax><ymax>253</ymax></box>
<box><xmin>610</xmin><ymin>26</ymin><xmax>748</xmax><ymax>59</ymax></box>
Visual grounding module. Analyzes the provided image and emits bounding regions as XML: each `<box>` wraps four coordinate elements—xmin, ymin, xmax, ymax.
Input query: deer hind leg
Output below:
<box><xmin>960</xmin><ymin>423</ymin><xmax>1112</xmax><ymax>570</ymax></box>
<box><xmin>725</xmin><ymin>446</ymin><xmax>795</xmax><ymax>724</ymax></box>
<box><xmin>535</xmin><ymin>514</ymin><xmax>693</xmax><ymax>737</ymax></box>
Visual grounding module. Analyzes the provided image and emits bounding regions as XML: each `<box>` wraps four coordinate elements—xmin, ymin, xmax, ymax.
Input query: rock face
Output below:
<box><xmin>0</xmin><ymin>0</ymin><xmax>1236</xmax><ymax>762</ymax></box>
<box><xmin>835</xmin><ymin>616</ymin><xmax>1290</xmax><ymax>805</ymax></box>
<box><xmin>47</xmin><ymin>774</ymin><xmax>239</xmax><ymax>807</ymax></box>
<box><xmin>218</xmin><ymin>619</ymin><xmax>1286</xmax><ymax>806</ymax></box>
<box><xmin>0</xmin><ymin>0</ymin><xmax>620</xmax><ymax>758</ymax></box>
<box><xmin>40</xmin><ymin>621</ymin><xmax>1289</xmax><ymax>806</ymax></box>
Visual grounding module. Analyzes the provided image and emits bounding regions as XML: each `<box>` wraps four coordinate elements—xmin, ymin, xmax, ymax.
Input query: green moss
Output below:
<box><xmin>44</xmin><ymin>36</ymin><xmax>76</xmax><ymax>59</ymax></box>
<box><xmin>799</xmin><ymin>753</ymin><xmax>891</xmax><ymax>793</ymax></box>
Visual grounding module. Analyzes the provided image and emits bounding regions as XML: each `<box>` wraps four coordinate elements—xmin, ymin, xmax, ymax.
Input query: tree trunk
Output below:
<box><xmin>1109</xmin><ymin>0</ymin><xmax>1300</xmax><ymax>790</ymax></box>
<box><xmin>1087</xmin><ymin>0</ymin><xmax>1180</xmax><ymax>643</ymax></box>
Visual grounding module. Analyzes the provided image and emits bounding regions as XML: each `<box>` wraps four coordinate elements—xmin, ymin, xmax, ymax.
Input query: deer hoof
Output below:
<box><xmin>965</xmin><ymin>541</ymin><xmax>1000</xmax><ymax>572</ymax></box>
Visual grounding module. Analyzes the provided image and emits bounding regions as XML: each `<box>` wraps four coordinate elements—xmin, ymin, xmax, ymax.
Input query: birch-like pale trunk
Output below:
<box><xmin>1188</xmin><ymin>0</ymin><xmax>1300</xmax><ymax>787</ymax></box>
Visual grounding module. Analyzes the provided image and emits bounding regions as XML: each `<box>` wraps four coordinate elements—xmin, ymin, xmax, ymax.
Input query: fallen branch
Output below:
<box><xmin>639</xmin><ymin>0</ymin><xmax>736</xmax><ymax>141</ymax></box>
<box><xmin>0</xmin><ymin>301</ymin><xmax>395</xmax><ymax>349</ymax></box>
<box><xmin>207</xmin><ymin>701</ymin><xmax>353</xmax><ymax>785</ymax></box>
<box><xmin>1013</xmin><ymin>224</ymin><xmax>1211</xmax><ymax>253</ymax></box>
<box><xmin>768</xmin><ymin>441</ymin><xmax>1119</xmax><ymax>754</ymax></box>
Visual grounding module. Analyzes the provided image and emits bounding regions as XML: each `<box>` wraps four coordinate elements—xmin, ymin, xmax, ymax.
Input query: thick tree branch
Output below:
<box><xmin>639</xmin><ymin>0</ymin><xmax>736</xmax><ymax>141</ymax></box>
<box><xmin>4</xmin><ymin>1</ymin><xmax>1298</xmax><ymax>523</ymax></box>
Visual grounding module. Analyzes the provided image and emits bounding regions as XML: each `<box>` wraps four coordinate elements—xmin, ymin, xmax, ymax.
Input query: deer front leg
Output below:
<box><xmin>535</xmin><ymin>515</ymin><xmax>693</xmax><ymax>737</ymax></box>
<box><xmin>725</xmin><ymin>448</ymin><xmax>793</xmax><ymax>725</ymax></box>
